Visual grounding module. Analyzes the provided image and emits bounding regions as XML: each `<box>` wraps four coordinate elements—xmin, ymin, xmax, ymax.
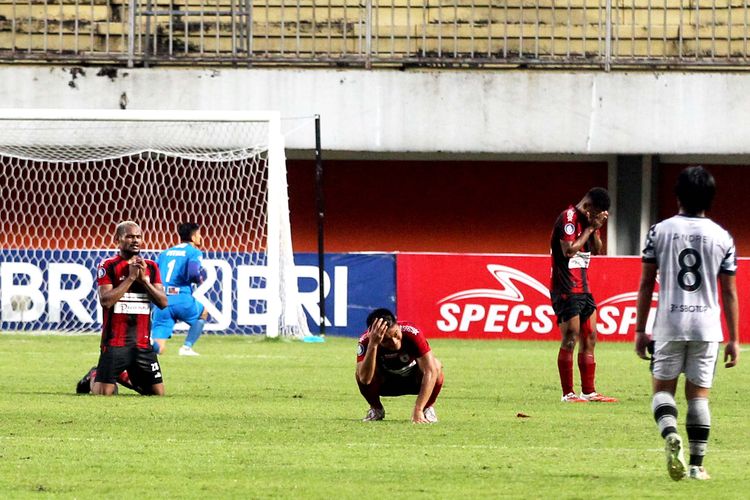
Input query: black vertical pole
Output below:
<box><xmin>314</xmin><ymin>114</ymin><xmax>326</xmax><ymax>335</ymax></box>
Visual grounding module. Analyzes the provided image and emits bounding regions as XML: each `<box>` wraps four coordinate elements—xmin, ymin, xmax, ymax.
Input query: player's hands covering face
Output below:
<box><xmin>589</xmin><ymin>210</ymin><xmax>608</xmax><ymax>229</ymax></box>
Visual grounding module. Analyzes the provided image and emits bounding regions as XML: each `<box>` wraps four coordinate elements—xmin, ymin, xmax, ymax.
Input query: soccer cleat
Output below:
<box><xmin>423</xmin><ymin>406</ymin><xmax>438</xmax><ymax>423</ymax></box>
<box><xmin>75</xmin><ymin>366</ymin><xmax>97</xmax><ymax>394</ymax></box>
<box><xmin>688</xmin><ymin>466</ymin><xmax>710</xmax><ymax>480</ymax></box>
<box><xmin>561</xmin><ymin>392</ymin><xmax>588</xmax><ymax>403</ymax></box>
<box><xmin>579</xmin><ymin>392</ymin><xmax>618</xmax><ymax>403</ymax></box>
<box><xmin>665</xmin><ymin>433</ymin><xmax>687</xmax><ymax>481</ymax></box>
<box><xmin>362</xmin><ymin>407</ymin><xmax>385</xmax><ymax>421</ymax></box>
<box><xmin>179</xmin><ymin>345</ymin><xmax>200</xmax><ymax>356</ymax></box>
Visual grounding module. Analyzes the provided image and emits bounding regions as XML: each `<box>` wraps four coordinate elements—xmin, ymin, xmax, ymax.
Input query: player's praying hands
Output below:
<box><xmin>127</xmin><ymin>257</ymin><xmax>141</xmax><ymax>281</ymax></box>
<box><xmin>134</xmin><ymin>256</ymin><xmax>150</xmax><ymax>283</ymax></box>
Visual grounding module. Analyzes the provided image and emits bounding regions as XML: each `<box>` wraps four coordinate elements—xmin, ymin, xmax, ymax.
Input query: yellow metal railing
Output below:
<box><xmin>0</xmin><ymin>0</ymin><xmax>747</xmax><ymax>68</ymax></box>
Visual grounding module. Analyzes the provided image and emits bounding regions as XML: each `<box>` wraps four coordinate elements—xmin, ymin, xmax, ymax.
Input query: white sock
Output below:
<box><xmin>686</xmin><ymin>398</ymin><xmax>710</xmax><ymax>465</ymax></box>
<box><xmin>652</xmin><ymin>391</ymin><xmax>679</xmax><ymax>438</ymax></box>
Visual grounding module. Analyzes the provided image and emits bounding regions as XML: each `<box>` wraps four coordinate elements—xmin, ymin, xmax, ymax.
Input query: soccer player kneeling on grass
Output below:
<box><xmin>635</xmin><ymin>166</ymin><xmax>740</xmax><ymax>481</ymax></box>
<box><xmin>356</xmin><ymin>308</ymin><xmax>444</xmax><ymax>424</ymax></box>
<box><xmin>76</xmin><ymin>221</ymin><xmax>168</xmax><ymax>396</ymax></box>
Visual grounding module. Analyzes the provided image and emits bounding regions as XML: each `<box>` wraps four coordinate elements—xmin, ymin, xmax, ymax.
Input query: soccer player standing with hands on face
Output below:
<box><xmin>635</xmin><ymin>166</ymin><xmax>739</xmax><ymax>481</ymax></box>
<box><xmin>91</xmin><ymin>221</ymin><xmax>168</xmax><ymax>396</ymax></box>
<box><xmin>550</xmin><ymin>187</ymin><xmax>618</xmax><ymax>403</ymax></box>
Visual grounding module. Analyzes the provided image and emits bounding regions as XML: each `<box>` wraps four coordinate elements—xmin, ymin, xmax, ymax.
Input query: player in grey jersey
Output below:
<box><xmin>634</xmin><ymin>166</ymin><xmax>739</xmax><ymax>482</ymax></box>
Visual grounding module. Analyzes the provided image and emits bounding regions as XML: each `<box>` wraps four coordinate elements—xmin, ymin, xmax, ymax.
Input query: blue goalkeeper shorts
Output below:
<box><xmin>151</xmin><ymin>295</ymin><xmax>205</xmax><ymax>339</ymax></box>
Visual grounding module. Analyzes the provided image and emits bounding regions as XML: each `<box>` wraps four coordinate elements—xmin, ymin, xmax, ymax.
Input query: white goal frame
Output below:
<box><xmin>0</xmin><ymin>109</ymin><xmax>308</xmax><ymax>338</ymax></box>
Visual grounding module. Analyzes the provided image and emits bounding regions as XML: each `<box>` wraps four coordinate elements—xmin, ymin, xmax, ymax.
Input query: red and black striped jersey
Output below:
<box><xmin>97</xmin><ymin>255</ymin><xmax>162</xmax><ymax>349</ymax></box>
<box><xmin>550</xmin><ymin>205</ymin><xmax>596</xmax><ymax>295</ymax></box>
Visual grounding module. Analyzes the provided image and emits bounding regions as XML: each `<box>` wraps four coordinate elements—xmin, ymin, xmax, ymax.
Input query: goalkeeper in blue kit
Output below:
<box><xmin>151</xmin><ymin>222</ymin><xmax>209</xmax><ymax>356</ymax></box>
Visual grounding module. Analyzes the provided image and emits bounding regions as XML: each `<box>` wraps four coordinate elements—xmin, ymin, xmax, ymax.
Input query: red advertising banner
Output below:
<box><xmin>396</xmin><ymin>253</ymin><xmax>749</xmax><ymax>342</ymax></box>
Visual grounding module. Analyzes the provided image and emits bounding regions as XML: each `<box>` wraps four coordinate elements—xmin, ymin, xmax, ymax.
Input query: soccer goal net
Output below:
<box><xmin>0</xmin><ymin>109</ymin><xmax>310</xmax><ymax>338</ymax></box>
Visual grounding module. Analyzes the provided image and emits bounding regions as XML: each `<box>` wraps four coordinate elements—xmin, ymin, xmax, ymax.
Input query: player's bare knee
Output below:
<box><xmin>94</xmin><ymin>383</ymin><xmax>117</xmax><ymax>396</ymax></box>
<box><xmin>560</xmin><ymin>337</ymin><xmax>577</xmax><ymax>351</ymax></box>
<box><xmin>581</xmin><ymin>335</ymin><xmax>597</xmax><ymax>351</ymax></box>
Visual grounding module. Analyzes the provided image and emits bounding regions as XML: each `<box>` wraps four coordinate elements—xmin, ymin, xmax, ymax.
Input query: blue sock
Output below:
<box><xmin>152</xmin><ymin>341</ymin><xmax>161</xmax><ymax>354</ymax></box>
<box><xmin>185</xmin><ymin>319</ymin><xmax>205</xmax><ymax>348</ymax></box>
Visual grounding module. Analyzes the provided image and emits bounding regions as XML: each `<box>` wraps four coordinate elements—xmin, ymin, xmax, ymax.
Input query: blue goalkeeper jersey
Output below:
<box><xmin>157</xmin><ymin>243</ymin><xmax>203</xmax><ymax>295</ymax></box>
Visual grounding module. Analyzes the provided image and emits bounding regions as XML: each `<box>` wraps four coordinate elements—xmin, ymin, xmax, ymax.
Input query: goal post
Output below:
<box><xmin>0</xmin><ymin>109</ymin><xmax>310</xmax><ymax>338</ymax></box>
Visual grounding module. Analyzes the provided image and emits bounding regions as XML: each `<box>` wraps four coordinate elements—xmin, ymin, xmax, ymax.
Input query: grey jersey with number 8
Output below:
<box><xmin>642</xmin><ymin>214</ymin><xmax>737</xmax><ymax>342</ymax></box>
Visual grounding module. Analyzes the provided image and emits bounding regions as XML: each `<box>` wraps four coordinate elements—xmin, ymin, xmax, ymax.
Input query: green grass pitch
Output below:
<box><xmin>0</xmin><ymin>335</ymin><xmax>747</xmax><ymax>498</ymax></box>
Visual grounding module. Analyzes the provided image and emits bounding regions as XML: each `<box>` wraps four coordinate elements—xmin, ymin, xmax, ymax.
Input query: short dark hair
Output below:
<box><xmin>586</xmin><ymin>187</ymin><xmax>611</xmax><ymax>211</ymax></box>
<box><xmin>366</xmin><ymin>308</ymin><xmax>396</xmax><ymax>328</ymax></box>
<box><xmin>177</xmin><ymin>222</ymin><xmax>200</xmax><ymax>242</ymax></box>
<box><xmin>675</xmin><ymin>166</ymin><xmax>715</xmax><ymax>215</ymax></box>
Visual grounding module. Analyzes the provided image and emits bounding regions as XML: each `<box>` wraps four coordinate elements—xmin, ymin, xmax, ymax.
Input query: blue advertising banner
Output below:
<box><xmin>0</xmin><ymin>250</ymin><xmax>396</xmax><ymax>337</ymax></box>
<box><xmin>0</xmin><ymin>250</ymin><xmax>104</xmax><ymax>330</ymax></box>
<box><xmin>295</xmin><ymin>253</ymin><xmax>396</xmax><ymax>336</ymax></box>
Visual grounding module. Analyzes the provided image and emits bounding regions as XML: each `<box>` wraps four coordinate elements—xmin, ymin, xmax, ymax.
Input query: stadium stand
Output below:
<box><xmin>0</xmin><ymin>0</ymin><xmax>747</xmax><ymax>65</ymax></box>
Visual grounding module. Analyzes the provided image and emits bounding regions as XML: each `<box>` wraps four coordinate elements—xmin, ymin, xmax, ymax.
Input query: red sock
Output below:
<box><xmin>117</xmin><ymin>370</ymin><xmax>132</xmax><ymax>387</ymax></box>
<box><xmin>117</xmin><ymin>370</ymin><xmax>150</xmax><ymax>395</ymax></box>
<box><xmin>557</xmin><ymin>348</ymin><xmax>574</xmax><ymax>395</ymax></box>
<box><xmin>425</xmin><ymin>372</ymin><xmax>444</xmax><ymax>407</ymax></box>
<box><xmin>578</xmin><ymin>353</ymin><xmax>596</xmax><ymax>395</ymax></box>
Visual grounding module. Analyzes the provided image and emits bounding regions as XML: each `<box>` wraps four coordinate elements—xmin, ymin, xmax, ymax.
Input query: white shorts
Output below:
<box><xmin>652</xmin><ymin>341</ymin><xmax>719</xmax><ymax>388</ymax></box>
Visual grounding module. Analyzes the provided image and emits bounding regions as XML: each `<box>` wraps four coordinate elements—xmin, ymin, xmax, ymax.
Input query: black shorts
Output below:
<box><xmin>551</xmin><ymin>292</ymin><xmax>597</xmax><ymax>325</ymax></box>
<box><xmin>379</xmin><ymin>365</ymin><xmax>422</xmax><ymax>397</ymax></box>
<box><xmin>95</xmin><ymin>346</ymin><xmax>164</xmax><ymax>388</ymax></box>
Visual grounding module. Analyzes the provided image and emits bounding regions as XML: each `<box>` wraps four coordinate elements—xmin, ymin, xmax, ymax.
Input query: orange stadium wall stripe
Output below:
<box><xmin>396</xmin><ymin>253</ymin><xmax>750</xmax><ymax>343</ymax></box>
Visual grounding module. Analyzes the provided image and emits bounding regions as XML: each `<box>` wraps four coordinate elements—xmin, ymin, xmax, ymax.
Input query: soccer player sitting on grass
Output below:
<box><xmin>356</xmin><ymin>308</ymin><xmax>444</xmax><ymax>423</ymax></box>
<box><xmin>151</xmin><ymin>222</ymin><xmax>209</xmax><ymax>356</ymax></box>
<box><xmin>76</xmin><ymin>221</ymin><xmax>168</xmax><ymax>396</ymax></box>
<box><xmin>635</xmin><ymin>166</ymin><xmax>739</xmax><ymax>481</ymax></box>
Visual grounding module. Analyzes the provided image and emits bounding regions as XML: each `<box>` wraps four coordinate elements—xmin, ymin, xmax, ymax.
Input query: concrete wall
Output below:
<box><xmin>2</xmin><ymin>66</ymin><xmax>750</xmax><ymax>155</ymax></box>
